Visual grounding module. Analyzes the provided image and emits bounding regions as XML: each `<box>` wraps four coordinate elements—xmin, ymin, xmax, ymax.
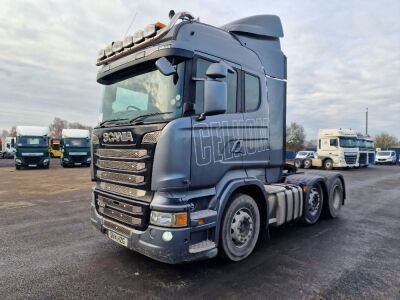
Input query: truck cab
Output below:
<box><xmin>49</xmin><ymin>137</ymin><xmax>62</xmax><ymax>158</ymax></box>
<box><xmin>60</xmin><ymin>129</ymin><xmax>91</xmax><ymax>167</ymax></box>
<box><xmin>2</xmin><ymin>137</ymin><xmax>16</xmax><ymax>159</ymax></box>
<box><xmin>317</xmin><ymin>129</ymin><xmax>359</xmax><ymax>168</ymax></box>
<box><xmin>357</xmin><ymin>136</ymin><xmax>369</xmax><ymax>167</ymax></box>
<box><xmin>15</xmin><ymin>126</ymin><xmax>50</xmax><ymax>169</ymax></box>
<box><xmin>90</xmin><ymin>11</ymin><xmax>346</xmax><ymax>263</ymax></box>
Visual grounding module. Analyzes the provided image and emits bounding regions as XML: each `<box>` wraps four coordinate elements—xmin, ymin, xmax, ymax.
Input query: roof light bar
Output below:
<box><xmin>123</xmin><ymin>35</ymin><xmax>133</xmax><ymax>48</ymax></box>
<box><xmin>104</xmin><ymin>44</ymin><xmax>114</xmax><ymax>57</ymax></box>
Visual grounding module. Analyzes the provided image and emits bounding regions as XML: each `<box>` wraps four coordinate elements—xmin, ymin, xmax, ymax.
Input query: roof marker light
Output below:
<box><xmin>97</xmin><ymin>49</ymin><xmax>106</xmax><ymax>60</ymax></box>
<box><xmin>112</xmin><ymin>41</ymin><xmax>123</xmax><ymax>53</ymax></box>
<box><xmin>104</xmin><ymin>44</ymin><xmax>114</xmax><ymax>57</ymax></box>
<box><xmin>133</xmin><ymin>30</ymin><xmax>144</xmax><ymax>44</ymax></box>
<box><xmin>123</xmin><ymin>35</ymin><xmax>133</xmax><ymax>48</ymax></box>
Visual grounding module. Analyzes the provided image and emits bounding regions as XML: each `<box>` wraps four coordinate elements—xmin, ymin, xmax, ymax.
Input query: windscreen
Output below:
<box><xmin>100</xmin><ymin>60</ymin><xmax>185</xmax><ymax>124</ymax></box>
<box><xmin>17</xmin><ymin>136</ymin><xmax>48</xmax><ymax>147</ymax></box>
<box><xmin>297</xmin><ymin>151</ymin><xmax>307</xmax><ymax>155</ymax></box>
<box><xmin>377</xmin><ymin>151</ymin><xmax>391</xmax><ymax>156</ymax></box>
<box><xmin>339</xmin><ymin>137</ymin><xmax>357</xmax><ymax>148</ymax></box>
<box><xmin>64</xmin><ymin>138</ymin><xmax>90</xmax><ymax>148</ymax></box>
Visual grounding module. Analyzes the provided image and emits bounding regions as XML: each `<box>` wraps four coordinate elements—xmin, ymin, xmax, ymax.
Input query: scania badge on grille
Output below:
<box><xmin>103</xmin><ymin>131</ymin><xmax>134</xmax><ymax>143</ymax></box>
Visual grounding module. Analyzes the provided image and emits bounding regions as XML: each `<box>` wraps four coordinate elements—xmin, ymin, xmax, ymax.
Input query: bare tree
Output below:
<box><xmin>286</xmin><ymin>122</ymin><xmax>305</xmax><ymax>151</ymax></box>
<box><xmin>374</xmin><ymin>132</ymin><xmax>398</xmax><ymax>149</ymax></box>
<box><xmin>49</xmin><ymin>117</ymin><xmax>68</xmax><ymax>137</ymax></box>
<box><xmin>68</xmin><ymin>122</ymin><xmax>92</xmax><ymax>132</ymax></box>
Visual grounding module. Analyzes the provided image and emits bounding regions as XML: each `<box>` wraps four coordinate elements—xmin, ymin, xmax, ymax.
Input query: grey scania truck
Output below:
<box><xmin>90</xmin><ymin>11</ymin><xmax>346</xmax><ymax>263</ymax></box>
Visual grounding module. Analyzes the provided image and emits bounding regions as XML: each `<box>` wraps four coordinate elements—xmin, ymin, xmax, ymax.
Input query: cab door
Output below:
<box><xmin>191</xmin><ymin>56</ymin><xmax>245</xmax><ymax>188</ymax></box>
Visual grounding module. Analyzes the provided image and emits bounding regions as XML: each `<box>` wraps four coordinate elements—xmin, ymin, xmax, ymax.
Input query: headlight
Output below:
<box><xmin>64</xmin><ymin>158</ymin><xmax>69</xmax><ymax>162</ymax></box>
<box><xmin>150</xmin><ymin>211</ymin><xmax>188</xmax><ymax>228</ymax></box>
<box><xmin>43</xmin><ymin>159</ymin><xmax>49</xmax><ymax>163</ymax></box>
<box><xmin>87</xmin><ymin>157</ymin><xmax>92</xmax><ymax>161</ymax></box>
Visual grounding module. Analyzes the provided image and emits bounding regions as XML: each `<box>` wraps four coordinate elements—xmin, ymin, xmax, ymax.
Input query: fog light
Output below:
<box><xmin>162</xmin><ymin>231</ymin><xmax>173</xmax><ymax>242</ymax></box>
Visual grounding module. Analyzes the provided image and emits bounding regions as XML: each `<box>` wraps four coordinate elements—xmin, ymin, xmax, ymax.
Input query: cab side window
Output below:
<box><xmin>244</xmin><ymin>73</ymin><xmax>261</xmax><ymax>112</ymax></box>
<box><xmin>195</xmin><ymin>58</ymin><xmax>238</xmax><ymax>114</ymax></box>
<box><xmin>330</xmin><ymin>139</ymin><xmax>338</xmax><ymax>147</ymax></box>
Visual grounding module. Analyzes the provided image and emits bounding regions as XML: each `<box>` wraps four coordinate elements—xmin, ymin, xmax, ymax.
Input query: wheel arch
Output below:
<box><xmin>213</xmin><ymin>178</ymin><xmax>268</xmax><ymax>246</ymax></box>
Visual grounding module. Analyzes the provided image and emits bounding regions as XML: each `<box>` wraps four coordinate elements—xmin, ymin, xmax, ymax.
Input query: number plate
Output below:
<box><xmin>107</xmin><ymin>230</ymin><xmax>128</xmax><ymax>247</ymax></box>
<box><xmin>74</xmin><ymin>163</ymin><xmax>82</xmax><ymax>166</ymax></box>
<box><xmin>28</xmin><ymin>164</ymin><xmax>37</xmax><ymax>167</ymax></box>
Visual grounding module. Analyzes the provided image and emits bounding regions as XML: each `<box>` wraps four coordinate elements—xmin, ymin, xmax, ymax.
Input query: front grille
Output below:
<box><xmin>344</xmin><ymin>155</ymin><xmax>357</xmax><ymax>165</ymax></box>
<box><xmin>96</xmin><ymin>148</ymin><xmax>147</xmax><ymax>159</ymax></box>
<box><xmin>97</xmin><ymin>170</ymin><xmax>144</xmax><ymax>185</ymax></box>
<box><xmin>98</xmin><ymin>195</ymin><xmax>142</xmax><ymax>214</ymax></box>
<box><xmin>24</xmin><ymin>157</ymin><xmax>41</xmax><ymax>164</ymax></box>
<box><xmin>359</xmin><ymin>153</ymin><xmax>367</xmax><ymax>165</ymax></box>
<box><xmin>97</xmin><ymin>159</ymin><xmax>145</xmax><ymax>172</ymax></box>
<box><xmin>98</xmin><ymin>182</ymin><xmax>147</xmax><ymax>199</ymax></box>
<box><xmin>100</xmin><ymin>207</ymin><xmax>142</xmax><ymax>226</ymax></box>
<box><xmin>103</xmin><ymin>218</ymin><xmax>133</xmax><ymax>237</ymax></box>
<box><xmin>71</xmin><ymin>155</ymin><xmax>86</xmax><ymax>163</ymax></box>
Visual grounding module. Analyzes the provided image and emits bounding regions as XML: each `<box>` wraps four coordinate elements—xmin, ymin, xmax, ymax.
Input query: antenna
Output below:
<box><xmin>124</xmin><ymin>12</ymin><xmax>138</xmax><ymax>37</ymax></box>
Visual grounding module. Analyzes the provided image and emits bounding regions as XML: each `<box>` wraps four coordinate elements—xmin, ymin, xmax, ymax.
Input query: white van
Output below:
<box><xmin>375</xmin><ymin>150</ymin><xmax>397</xmax><ymax>165</ymax></box>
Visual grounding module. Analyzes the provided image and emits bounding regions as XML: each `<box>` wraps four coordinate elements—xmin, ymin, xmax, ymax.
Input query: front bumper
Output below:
<box><xmin>16</xmin><ymin>156</ymin><xmax>49</xmax><ymax>167</ymax></box>
<box><xmin>375</xmin><ymin>158</ymin><xmax>393</xmax><ymax>164</ymax></box>
<box><xmin>90</xmin><ymin>203</ymin><xmax>217</xmax><ymax>264</ymax></box>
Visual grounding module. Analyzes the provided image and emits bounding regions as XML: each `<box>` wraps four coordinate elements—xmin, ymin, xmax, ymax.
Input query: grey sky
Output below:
<box><xmin>0</xmin><ymin>0</ymin><xmax>399</xmax><ymax>140</ymax></box>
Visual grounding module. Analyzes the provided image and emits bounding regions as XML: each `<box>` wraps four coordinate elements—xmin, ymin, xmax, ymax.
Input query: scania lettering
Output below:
<box><xmin>90</xmin><ymin>11</ymin><xmax>347</xmax><ymax>263</ymax></box>
<box><xmin>61</xmin><ymin>129</ymin><xmax>91</xmax><ymax>167</ymax></box>
<box><xmin>15</xmin><ymin>126</ymin><xmax>50</xmax><ymax>170</ymax></box>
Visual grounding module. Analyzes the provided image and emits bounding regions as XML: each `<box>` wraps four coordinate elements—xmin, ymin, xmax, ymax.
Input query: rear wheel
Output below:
<box><xmin>294</xmin><ymin>159</ymin><xmax>303</xmax><ymax>169</ymax></box>
<box><xmin>324</xmin><ymin>178</ymin><xmax>343</xmax><ymax>218</ymax></box>
<box><xmin>323</xmin><ymin>159</ymin><xmax>333</xmax><ymax>170</ymax></box>
<box><xmin>219</xmin><ymin>193</ymin><xmax>260</xmax><ymax>262</ymax></box>
<box><xmin>302</xmin><ymin>183</ymin><xmax>323</xmax><ymax>224</ymax></box>
<box><xmin>303</xmin><ymin>158</ymin><xmax>312</xmax><ymax>169</ymax></box>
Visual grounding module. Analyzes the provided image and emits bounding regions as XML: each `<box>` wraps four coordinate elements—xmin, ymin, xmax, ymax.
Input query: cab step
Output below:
<box><xmin>189</xmin><ymin>240</ymin><xmax>216</xmax><ymax>254</ymax></box>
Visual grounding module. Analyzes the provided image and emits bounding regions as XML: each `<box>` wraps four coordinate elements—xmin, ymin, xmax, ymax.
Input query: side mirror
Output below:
<box><xmin>155</xmin><ymin>57</ymin><xmax>176</xmax><ymax>76</ymax></box>
<box><xmin>200</xmin><ymin>63</ymin><xmax>230</xmax><ymax>119</ymax></box>
<box><xmin>11</xmin><ymin>139</ymin><xmax>15</xmax><ymax>148</ymax></box>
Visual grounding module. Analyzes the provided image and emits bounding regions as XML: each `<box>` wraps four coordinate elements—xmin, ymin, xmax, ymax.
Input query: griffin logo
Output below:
<box><xmin>103</xmin><ymin>131</ymin><xmax>134</xmax><ymax>143</ymax></box>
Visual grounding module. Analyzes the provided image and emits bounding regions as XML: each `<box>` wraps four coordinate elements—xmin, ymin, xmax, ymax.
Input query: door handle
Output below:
<box><xmin>231</xmin><ymin>140</ymin><xmax>242</xmax><ymax>153</ymax></box>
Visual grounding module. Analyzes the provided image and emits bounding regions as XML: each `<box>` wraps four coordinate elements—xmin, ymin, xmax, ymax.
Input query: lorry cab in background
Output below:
<box><xmin>14</xmin><ymin>126</ymin><xmax>50</xmax><ymax>170</ymax></box>
<box><xmin>317</xmin><ymin>129</ymin><xmax>359</xmax><ymax>168</ymax></box>
<box><xmin>49</xmin><ymin>138</ymin><xmax>62</xmax><ymax>158</ymax></box>
<box><xmin>2</xmin><ymin>137</ymin><xmax>16</xmax><ymax>159</ymax></box>
<box><xmin>357</xmin><ymin>137</ymin><xmax>369</xmax><ymax>167</ymax></box>
<box><xmin>60</xmin><ymin>129</ymin><xmax>91</xmax><ymax>167</ymax></box>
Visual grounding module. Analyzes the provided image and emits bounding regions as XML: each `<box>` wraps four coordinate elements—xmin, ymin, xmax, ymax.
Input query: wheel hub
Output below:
<box><xmin>230</xmin><ymin>209</ymin><xmax>254</xmax><ymax>247</ymax></box>
<box><xmin>308</xmin><ymin>188</ymin><xmax>321</xmax><ymax>216</ymax></box>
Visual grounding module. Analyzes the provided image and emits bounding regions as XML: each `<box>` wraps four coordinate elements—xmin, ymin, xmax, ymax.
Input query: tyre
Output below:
<box><xmin>324</xmin><ymin>178</ymin><xmax>343</xmax><ymax>218</ymax></box>
<box><xmin>323</xmin><ymin>159</ymin><xmax>333</xmax><ymax>170</ymax></box>
<box><xmin>302</xmin><ymin>182</ymin><xmax>324</xmax><ymax>224</ymax></box>
<box><xmin>219</xmin><ymin>193</ymin><xmax>260</xmax><ymax>262</ymax></box>
<box><xmin>303</xmin><ymin>158</ymin><xmax>312</xmax><ymax>169</ymax></box>
<box><xmin>44</xmin><ymin>164</ymin><xmax>50</xmax><ymax>169</ymax></box>
<box><xmin>294</xmin><ymin>159</ymin><xmax>303</xmax><ymax>169</ymax></box>
<box><xmin>62</xmin><ymin>162</ymin><xmax>67</xmax><ymax>168</ymax></box>
<box><xmin>15</xmin><ymin>165</ymin><xmax>21</xmax><ymax>170</ymax></box>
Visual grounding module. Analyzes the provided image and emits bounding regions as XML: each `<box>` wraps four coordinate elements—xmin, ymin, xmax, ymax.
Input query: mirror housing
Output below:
<box><xmin>200</xmin><ymin>63</ymin><xmax>229</xmax><ymax>119</ymax></box>
<box><xmin>155</xmin><ymin>57</ymin><xmax>176</xmax><ymax>76</ymax></box>
<box><xmin>10</xmin><ymin>139</ymin><xmax>15</xmax><ymax>148</ymax></box>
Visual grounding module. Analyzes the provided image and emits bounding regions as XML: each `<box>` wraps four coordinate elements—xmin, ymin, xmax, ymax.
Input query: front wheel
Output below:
<box><xmin>294</xmin><ymin>159</ymin><xmax>303</xmax><ymax>169</ymax></box>
<box><xmin>219</xmin><ymin>193</ymin><xmax>260</xmax><ymax>262</ymax></box>
<box><xmin>15</xmin><ymin>165</ymin><xmax>21</xmax><ymax>170</ymax></box>
<box><xmin>323</xmin><ymin>159</ymin><xmax>333</xmax><ymax>170</ymax></box>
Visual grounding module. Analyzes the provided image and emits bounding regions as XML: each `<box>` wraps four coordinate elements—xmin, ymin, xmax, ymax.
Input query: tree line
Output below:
<box><xmin>1</xmin><ymin>117</ymin><xmax>92</xmax><ymax>139</ymax></box>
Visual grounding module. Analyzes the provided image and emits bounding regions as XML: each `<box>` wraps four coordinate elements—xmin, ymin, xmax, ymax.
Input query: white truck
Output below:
<box><xmin>295</xmin><ymin>129</ymin><xmax>359</xmax><ymax>170</ymax></box>
<box><xmin>1</xmin><ymin>137</ymin><xmax>16</xmax><ymax>159</ymax></box>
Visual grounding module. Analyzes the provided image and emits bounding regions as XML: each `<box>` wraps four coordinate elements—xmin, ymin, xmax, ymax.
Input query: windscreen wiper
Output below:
<box><xmin>99</xmin><ymin>118</ymin><xmax>129</xmax><ymax>127</ymax></box>
<box><xmin>128</xmin><ymin>112</ymin><xmax>173</xmax><ymax>124</ymax></box>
